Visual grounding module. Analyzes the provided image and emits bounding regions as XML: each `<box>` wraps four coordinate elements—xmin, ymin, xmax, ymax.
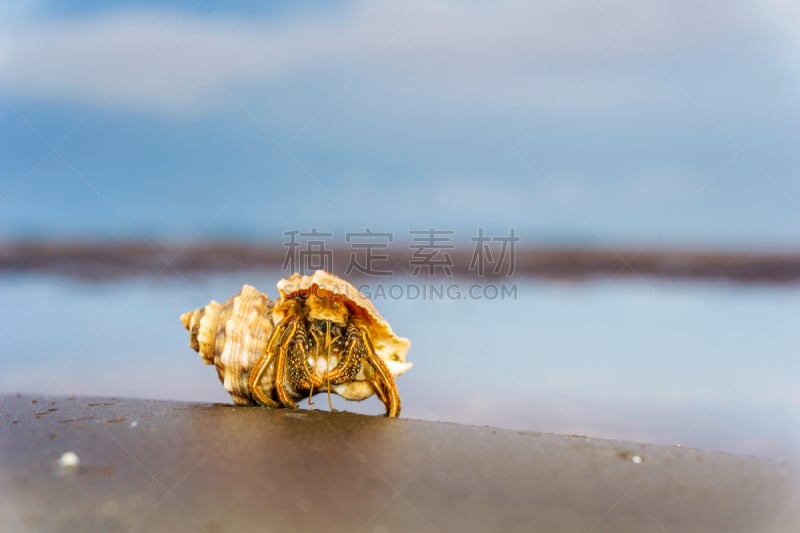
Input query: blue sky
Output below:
<box><xmin>1</xmin><ymin>1</ymin><xmax>799</xmax><ymax>246</ymax></box>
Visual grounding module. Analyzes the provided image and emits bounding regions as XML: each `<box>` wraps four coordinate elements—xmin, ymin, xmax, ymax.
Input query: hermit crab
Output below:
<box><xmin>180</xmin><ymin>271</ymin><xmax>412</xmax><ymax>417</ymax></box>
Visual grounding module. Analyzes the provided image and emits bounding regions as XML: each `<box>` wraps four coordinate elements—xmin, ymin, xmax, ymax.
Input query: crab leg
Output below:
<box><xmin>322</xmin><ymin>325</ymin><xmax>400</xmax><ymax>416</ymax></box>
<box><xmin>360</xmin><ymin>327</ymin><xmax>401</xmax><ymax>417</ymax></box>
<box><xmin>366</xmin><ymin>359</ymin><xmax>401</xmax><ymax>417</ymax></box>
<box><xmin>286</xmin><ymin>322</ymin><xmax>323</xmax><ymax>408</ymax></box>
<box><xmin>247</xmin><ymin>320</ymin><xmax>291</xmax><ymax>407</ymax></box>
<box><xmin>273</xmin><ymin>320</ymin><xmax>302</xmax><ymax>408</ymax></box>
<box><xmin>324</xmin><ymin>321</ymin><xmax>338</xmax><ymax>411</ymax></box>
<box><xmin>323</xmin><ymin>324</ymin><xmax>366</xmax><ymax>384</ymax></box>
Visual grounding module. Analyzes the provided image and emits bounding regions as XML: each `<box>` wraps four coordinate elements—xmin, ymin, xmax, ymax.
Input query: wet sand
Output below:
<box><xmin>1</xmin><ymin>394</ymin><xmax>798</xmax><ymax>532</ymax></box>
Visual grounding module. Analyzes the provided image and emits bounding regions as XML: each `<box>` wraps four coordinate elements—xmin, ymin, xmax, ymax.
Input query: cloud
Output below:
<box><xmin>0</xmin><ymin>0</ymin><xmax>774</xmax><ymax>113</ymax></box>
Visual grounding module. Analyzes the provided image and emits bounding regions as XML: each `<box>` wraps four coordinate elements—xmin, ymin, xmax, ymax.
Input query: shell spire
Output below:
<box><xmin>180</xmin><ymin>285</ymin><xmax>275</xmax><ymax>405</ymax></box>
<box><xmin>180</xmin><ymin>312</ymin><xmax>190</xmax><ymax>329</ymax></box>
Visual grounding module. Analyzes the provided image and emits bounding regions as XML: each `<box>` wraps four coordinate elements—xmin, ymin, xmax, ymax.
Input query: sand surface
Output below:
<box><xmin>1</xmin><ymin>394</ymin><xmax>797</xmax><ymax>532</ymax></box>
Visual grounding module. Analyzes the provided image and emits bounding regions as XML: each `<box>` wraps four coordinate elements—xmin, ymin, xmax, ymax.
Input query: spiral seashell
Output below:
<box><xmin>181</xmin><ymin>271</ymin><xmax>413</xmax><ymax>415</ymax></box>
<box><xmin>180</xmin><ymin>284</ymin><xmax>275</xmax><ymax>405</ymax></box>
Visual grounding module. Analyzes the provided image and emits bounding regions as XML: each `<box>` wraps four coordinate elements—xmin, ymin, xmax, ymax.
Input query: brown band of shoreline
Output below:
<box><xmin>2</xmin><ymin>241</ymin><xmax>800</xmax><ymax>283</ymax></box>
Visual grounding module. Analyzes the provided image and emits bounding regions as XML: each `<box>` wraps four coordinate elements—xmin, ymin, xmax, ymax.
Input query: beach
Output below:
<box><xmin>2</xmin><ymin>394</ymin><xmax>797</xmax><ymax>532</ymax></box>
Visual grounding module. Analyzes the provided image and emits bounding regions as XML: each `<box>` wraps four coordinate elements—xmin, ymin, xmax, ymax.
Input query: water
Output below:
<box><xmin>2</xmin><ymin>272</ymin><xmax>798</xmax><ymax>460</ymax></box>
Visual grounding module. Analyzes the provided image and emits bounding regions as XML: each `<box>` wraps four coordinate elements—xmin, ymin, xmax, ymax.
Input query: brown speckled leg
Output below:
<box><xmin>362</xmin><ymin>328</ymin><xmax>401</xmax><ymax>417</ymax></box>
<box><xmin>368</xmin><ymin>358</ymin><xmax>401</xmax><ymax>417</ymax></box>
<box><xmin>248</xmin><ymin>321</ymin><xmax>288</xmax><ymax>408</ymax></box>
<box><xmin>273</xmin><ymin>320</ymin><xmax>299</xmax><ymax>408</ymax></box>
<box><xmin>329</xmin><ymin>326</ymin><xmax>400</xmax><ymax>417</ymax></box>
<box><xmin>324</xmin><ymin>324</ymin><xmax>366</xmax><ymax>384</ymax></box>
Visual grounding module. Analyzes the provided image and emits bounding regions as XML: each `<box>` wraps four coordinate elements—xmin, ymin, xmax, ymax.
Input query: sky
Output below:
<box><xmin>1</xmin><ymin>0</ymin><xmax>799</xmax><ymax>247</ymax></box>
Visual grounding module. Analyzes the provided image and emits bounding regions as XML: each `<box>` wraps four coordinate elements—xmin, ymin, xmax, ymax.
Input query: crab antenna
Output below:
<box><xmin>305</xmin><ymin>327</ymin><xmax>317</xmax><ymax>409</ymax></box>
<box><xmin>326</xmin><ymin>321</ymin><xmax>334</xmax><ymax>411</ymax></box>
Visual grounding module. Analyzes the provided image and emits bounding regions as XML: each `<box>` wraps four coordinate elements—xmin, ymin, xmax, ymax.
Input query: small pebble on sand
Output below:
<box><xmin>58</xmin><ymin>451</ymin><xmax>80</xmax><ymax>470</ymax></box>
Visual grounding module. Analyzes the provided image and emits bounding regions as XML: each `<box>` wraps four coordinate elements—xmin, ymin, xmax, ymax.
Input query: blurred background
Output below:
<box><xmin>1</xmin><ymin>1</ymin><xmax>798</xmax><ymax>459</ymax></box>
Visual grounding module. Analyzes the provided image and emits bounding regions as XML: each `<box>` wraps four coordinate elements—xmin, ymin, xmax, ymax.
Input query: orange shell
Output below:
<box><xmin>275</xmin><ymin>270</ymin><xmax>412</xmax><ymax>369</ymax></box>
